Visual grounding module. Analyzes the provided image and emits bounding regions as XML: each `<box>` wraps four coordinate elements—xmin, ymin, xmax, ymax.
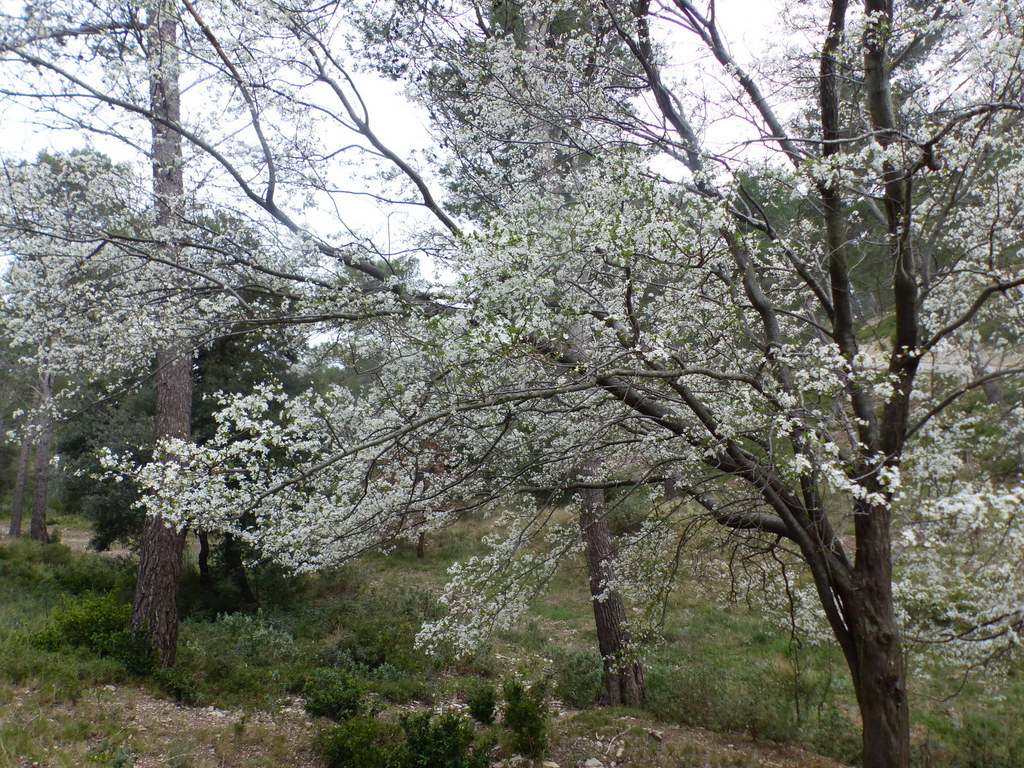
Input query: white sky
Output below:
<box><xmin>0</xmin><ymin>1</ymin><xmax>785</xmax><ymax>270</ymax></box>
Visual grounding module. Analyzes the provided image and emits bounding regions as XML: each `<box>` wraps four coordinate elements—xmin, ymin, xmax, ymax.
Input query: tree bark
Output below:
<box><xmin>131</xmin><ymin>349</ymin><xmax>191</xmax><ymax>667</ymax></box>
<box><xmin>222</xmin><ymin>532</ymin><xmax>257</xmax><ymax>605</ymax></box>
<box><xmin>8</xmin><ymin>430</ymin><xmax>30</xmax><ymax>537</ymax></box>
<box><xmin>197</xmin><ymin>530</ymin><xmax>211</xmax><ymax>587</ymax></box>
<box><xmin>850</xmin><ymin>601</ymin><xmax>910</xmax><ymax>768</ymax></box>
<box><xmin>130</xmin><ymin>5</ymin><xmax>190</xmax><ymax>668</ymax></box>
<box><xmin>29</xmin><ymin>373</ymin><xmax>53</xmax><ymax>544</ymax></box>
<box><xmin>579</xmin><ymin>461</ymin><xmax>645</xmax><ymax>707</ymax></box>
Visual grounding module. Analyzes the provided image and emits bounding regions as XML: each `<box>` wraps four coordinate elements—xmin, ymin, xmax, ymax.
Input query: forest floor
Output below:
<box><xmin>2</xmin><ymin>678</ymin><xmax>847</xmax><ymax>768</ymax></box>
<box><xmin>4</xmin><ymin>515</ymin><xmax>1021</xmax><ymax>768</ymax></box>
<box><xmin>0</xmin><ymin>523</ymin><xmax>853</xmax><ymax>768</ymax></box>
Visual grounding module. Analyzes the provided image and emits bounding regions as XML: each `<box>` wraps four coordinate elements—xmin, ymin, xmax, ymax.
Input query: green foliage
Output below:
<box><xmin>87</xmin><ymin>738</ymin><xmax>137</xmax><ymax>767</ymax></box>
<box><xmin>464</xmin><ymin>679</ymin><xmax>498</xmax><ymax>725</ymax></box>
<box><xmin>804</xmin><ymin>705</ymin><xmax>862</xmax><ymax>767</ymax></box>
<box><xmin>31</xmin><ymin>593</ymin><xmax>155</xmax><ymax>675</ymax></box>
<box><xmin>174</xmin><ymin>612</ymin><xmax>308</xmax><ymax>706</ymax></box>
<box><xmin>53</xmin><ymin>554</ymin><xmax>136</xmax><ymax>598</ymax></box>
<box><xmin>56</xmin><ymin>383</ymin><xmax>153</xmax><ymax>551</ymax></box>
<box><xmin>151</xmin><ymin>666</ymin><xmax>201</xmax><ymax>705</ymax></box>
<box><xmin>399</xmin><ymin>710</ymin><xmax>492</xmax><ymax>768</ymax></box>
<box><xmin>0</xmin><ymin>534</ymin><xmax>134</xmax><ymax>600</ymax></box>
<box><xmin>501</xmin><ymin>678</ymin><xmax>548</xmax><ymax>759</ymax></box>
<box><xmin>365</xmin><ymin>662</ymin><xmax>430</xmax><ymax>704</ymax></box>
<box><xmin>319</xmin><ymin>586</ymin><xmax>440</xmax><ymax>704</ymax></box>
<box><xmin>303</xmin><ymin>668</ymin><xmax>368</xmax><ymax>722</ymax></box>
<box><xmin>314</xmin><ymin>716</ymin><xmax>403</xmax><ymax>768</ymax></box>
<box><xmin>325</xmin><ymin>588</ymin><xmax>435</xmax><ymax>672</ymax></box>
<box><xmin>552</xmin><ymin>648</ymin><xmax>604</xmax><ymax>709</ymax></box>
<box><xmin>915</xmin><ymin>700</ymin><xmax>1024</xmax><ymax>768</ymax></box>
<box><xmin>644</xmin><ymin>657</ymin><xmax>801</xmax><ymax>741</ymax></box>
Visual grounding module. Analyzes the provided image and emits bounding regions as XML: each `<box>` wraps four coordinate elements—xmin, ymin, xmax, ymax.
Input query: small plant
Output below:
<box><xmin>502</xmin><ymin>677</ymin><xmax>548</xmax><ymax>760</ymax></box>
<box><xmin>31</xmin><ymin>593</ymin><xmax>156</xmax><ymax>675</ymax></box>
<box><xmin>314</xmin><ymin>716</ymin><xmax>402</xmax><ymax>768</ymax></box>
<box><xmin>213</xmin><ymin>612</ymin><xmax>301</xmax><ymax>664</ymax></box>
<box><xmin>303</xmin><ymin>668</ymin><xmax>367</xmax><ymax>722</ymax></box>
<box><xmin>465</xmin><ymin>679</ymin><xmax>497</xmax><ymax>725</ymax></box>
<box><xmin>400</xmin><ymin>710</ymin><xmax>491</xmax><ymax>768</ymax></box>
<box><xmin>552</xmin><ymin>648</ymin><xmax>603</xmax><ymax>709</ymax></box>
<box><xmin>152</xmin><ymin>666</ymin><xmax>200</xmax><ymax>705</ymax></box>
<box><xmin>87</xmin><ymin>738</ymin><xmax>136</xmax><ymax>767</ymax></box>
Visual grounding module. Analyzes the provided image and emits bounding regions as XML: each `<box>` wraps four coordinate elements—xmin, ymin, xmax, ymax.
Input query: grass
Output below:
<box><xmin>2</xmin><ymin>516</ymin><xmax>1023</xmax><ymax>768</ymax></box>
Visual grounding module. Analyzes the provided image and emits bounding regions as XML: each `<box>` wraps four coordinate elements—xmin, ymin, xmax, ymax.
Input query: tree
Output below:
<box><xmin>4</xmin><ymin>2</ymin><xmax>1024</xmax><ymax>766</ymax></box>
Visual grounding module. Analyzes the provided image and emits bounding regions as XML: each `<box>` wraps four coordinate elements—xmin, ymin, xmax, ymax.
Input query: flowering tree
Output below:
<box><xmin>5</xmin><ymin>1</ymin><xmax>1024</xmax><ymax>766</ymax></box>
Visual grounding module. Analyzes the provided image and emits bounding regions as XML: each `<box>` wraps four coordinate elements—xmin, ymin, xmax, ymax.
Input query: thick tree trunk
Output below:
<box><xmin>131</xmin><ymin>348</ymin><xmax>191</xmax><ymax>667</ymax></box>
<box><xmin>130</xmin><ymin>5</ymin><xmax>190</xmax><ymax>668</ymax></box>
<box><xmin>849</xmin><ymin>500</ymin><xmax>910</xmax><ymax>768</ymax></box>
<box><xmin>853</xmin><ymin>614</ymin><xmax>909</xmax><ymax>768</ymax></box>
<box><xmin>8</xmin><ymin>431</ymin><xmax>30</xmax><ymax>537</ymax></box>
<box><xmin>579</xmin><ymin>464</ymin><xmax>645</xmax><ymax>707</ymax></box>
<box><xmin>29</xmin><ymin>373</ymin><xmax>53</xmax><ymax>544</ymax></box>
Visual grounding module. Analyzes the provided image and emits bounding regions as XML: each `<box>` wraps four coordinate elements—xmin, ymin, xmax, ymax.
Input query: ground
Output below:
<box><xmin>2</xmin><ymin>682</ymin><xmax>849</xmax><ymax>768</ymax></box>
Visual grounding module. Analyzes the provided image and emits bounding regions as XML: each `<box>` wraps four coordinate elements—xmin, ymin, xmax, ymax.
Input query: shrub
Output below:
<box><xmin>212</xmin><ymin>612</ymin><xmax>301</xmax><ymax>664</ymax></box>
<box><xmin>31</xmin><ymin>593</ymin><xmax>155</xmax><ymax>675</ymax></box>
<box><xmin>304</xmin><ymin>668</ymin><xmax>367</xmax><ymax>722</ymax></box>
<box><xmin>53</xmin><ymin>553</ymin><xmax>135</xmax><ymax>597</ymax></box>
<box><xmin>152</xmin><ymin>666</ymin><xmax>200</xmax><ymax>705</ymax></box>
<box><xmin>552</xmin><ymin>649</ymin><xmax>603</xmax><ymax>709</ymax></box>
<box><xmin>174</xmin><ymin>612</ymin><xmax>309</xmax><ymax>705</ymax></box>
<box><xmin>400</xmin><ymin>710</ymin><xmax>491</xmax><ymax>768</ymax></box>
<box><xmin>502</xmin><ymin>678</ymin><xmax>548</xmax><ymax>760</ymax></box>
<box><xmin>314</xmin><ymin>716</ymin><xmax>402</xmax><ymax>768</ymax></box>
<box><xmin>367</xmin><ymin>672</ymin><xmax>429</xmax><ymax>705</ymax></box>
<box><xmin>465</xmin><ymin>680</ymin><xmax>497</xmax><ymax>725</ymax></box>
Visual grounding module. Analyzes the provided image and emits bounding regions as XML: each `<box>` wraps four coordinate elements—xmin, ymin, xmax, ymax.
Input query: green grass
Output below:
<box><xmin>2</xmin><ymin>520</ymin><xmax>1024</xmax><ymax>768</ymax></box>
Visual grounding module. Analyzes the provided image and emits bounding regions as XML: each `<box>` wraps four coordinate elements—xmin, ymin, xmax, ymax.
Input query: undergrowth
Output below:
<box><xmin>1</xmin><ymin>528</ymin><xmax>1022</xmax><ymax>768</ymax></box>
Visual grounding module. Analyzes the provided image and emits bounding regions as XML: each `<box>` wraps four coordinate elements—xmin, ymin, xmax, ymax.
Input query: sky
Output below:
<box><xmin>0</xmin><ymin>0</ymin><xmax>786</xmax><ymax>274</ymax></box>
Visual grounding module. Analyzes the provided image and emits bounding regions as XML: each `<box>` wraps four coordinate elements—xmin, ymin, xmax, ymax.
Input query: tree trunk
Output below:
<box><xmin>8</xmin><ymin>431</ymin><xmax>30</xmax><ymax>537</ymax></box>
<box><xmin>29</xmin><ymin>373</ymin><xmax>53</xmax><ymax>544</ymax></box>
<box><xmin>579</xmin><ymin>462</ymin><xmax>645</xmax><ymax>707</ymax></box>
<box><xmin>197</xmin><ymin>530</ymin><xmax>211</xmax><ymax>587</ymax></box>
<box><xmin>129</xmin><ymin>4</ymin><xmax>190</xmax><ymax>669</ymax></box>
<box><xmin>222</xmin><ymin>532</ymin><xmax>257</xmax><ymax>605</ymax></box>
<box><xmin>853</xmin><ymin>615</ymin><xmax>909</xmax><ymax>768</ymax></box>
<box><xmin>131</xmin><ymin>349</ymin><xmax>191</xmax><ymax>667</ymax></box>
<box><xmin>848</xmin><ymin>506</ymin><xmax>910</xmax><ymax>768</ymax></box>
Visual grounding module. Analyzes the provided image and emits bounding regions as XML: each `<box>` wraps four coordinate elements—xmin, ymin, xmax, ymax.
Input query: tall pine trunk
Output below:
<box><xmin>29</xmin><ymin>373</ymin><xmax>53</xmax><ymax>543</ymax></box>
<box><xmin>131</xmin><ymin>349</ymin><xmax>191</xmax><ymax>666</ymax></box>
<box><xmin>130</xmin><ymin>5</ymin><xmax>190</xmax><ymax>668</ymax></box>
<box><xmin>579</xmin><ymin>463</ymin><xmax>644</xmax><ymax>707</ymax></box>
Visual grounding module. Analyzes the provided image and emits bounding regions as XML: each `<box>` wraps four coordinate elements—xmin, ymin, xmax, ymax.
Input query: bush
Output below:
<box><xmin>152</xmin><ymin>666</ymin><xmax>200</xmax><ymax>705</ymax></box>
<box><xmin>367</xmin><ymin>669</ymin><xmax>429</xmax><ymax>705</ymax></box>
<box><xmin>465</xmin><ymin>680</ymin><xmax>497</xmax><ymax>725</ymax></box>
<box><xmin>53</xmin><ymin>553</ymin><xmax>135</xmax><ymax>597</ymax></box>
<box><xmin>303</xmin><ymin>668</ymin><xmax>367</xmax><ymax>722</ymax></box>
<box><xmin>31</xmin><ymin>593</ymin><xmax>155</xmax><ymax>675</ymax></box>
<box><xmin>552</xmin><ymin>649</ymin><xmax>603</xmax><ymax>709</ymax></box>
<box><xmin>644</xmin><ymin>657</ymin><xmax>799</xmax><ymax>741</ymax></box>
<box><xmin>502</xmin><ymin>678</ymin><xmax>548</xmax><ymax>760</ymax></box>
<box><xmin>400</xmin><ymin>710</ymin><xmax>491</xmax><ymax>768</ymax></box>
<box><xmin>174</xmin><ymin>612</ymin><xmax>309</xmax><ymax>705</ymax></box>
<box><xmin>211</xmin><ymin>612</ymin><xmax>302</xmax><ymax>664</ymax></box>
<box><xmin>314</xmin><ymin>716</ymin><xmax>402</xmax><ymax>768</ymax></box>
<box><xmin>916</xmin><ymin>709</ymin><xmax>1024</xmax><ymax>768</ymax></box>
